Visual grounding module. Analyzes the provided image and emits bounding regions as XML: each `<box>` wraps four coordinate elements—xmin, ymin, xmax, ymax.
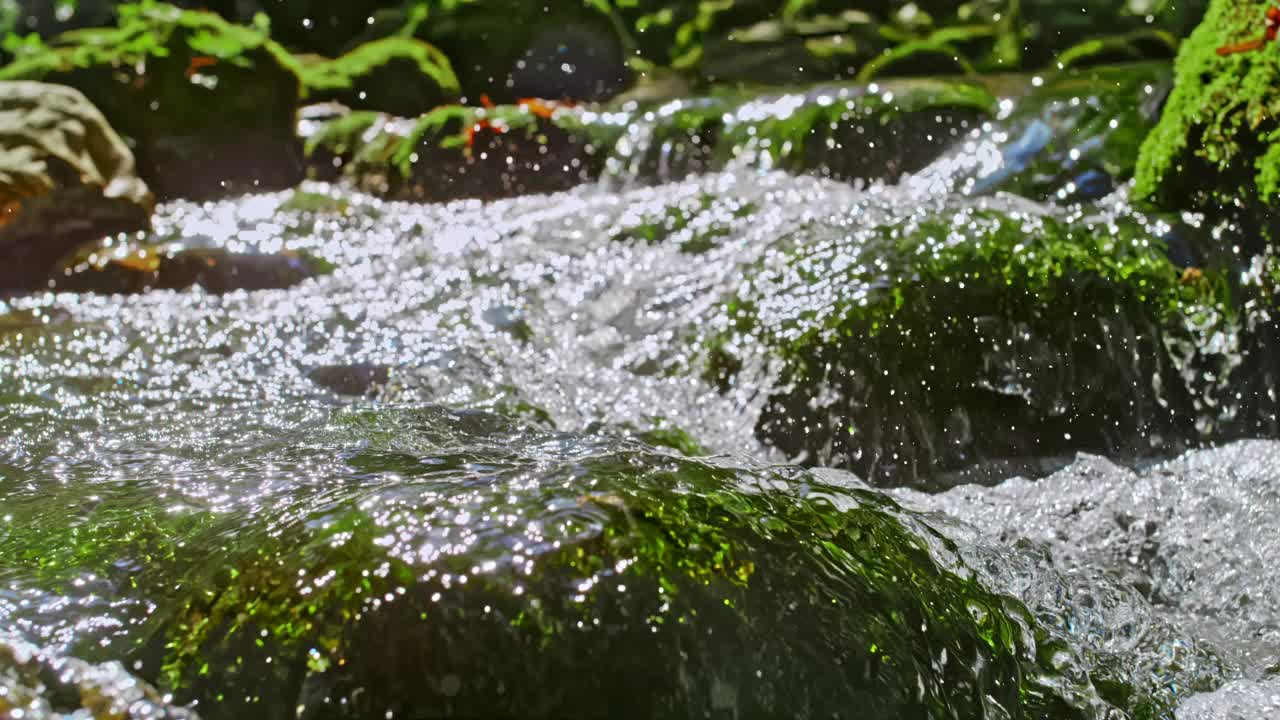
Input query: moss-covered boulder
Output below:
<box><xmin>714</xmin><ymin>203</ymin><xmax>1246</xmax><ymax>487</ymax></box>
<box><xmin>294</xmin><ymin>37</ymin><xmax>461</xmax><ymax>118</ymax></box>
<box><xmin>608</xmin><ymin>77</ymin><xmax>995</xmax><ymax>187</ymax></box>
<box><xmin>0</xmin><ymin>2</ymin><xmax>302</xmax><ymax>200</ymax></box>
<box><xmin>300</xmin><ymin>102</ymin><xmax>613</xmax><ymax>202</ymax></box>
<box><xmin>1134</xmin><ymin>0</ymin><xmax>1280</xmax><ymax>230</ymax></box>
<box><xmin>0</xmin><ymin>80</ymin><xmax>152</xmax><ymax>291</ymax></box>
<box><xmin>0</xmin><ymin>407</ymin><xmax>1109</xmax><ymax>718</ymax></box>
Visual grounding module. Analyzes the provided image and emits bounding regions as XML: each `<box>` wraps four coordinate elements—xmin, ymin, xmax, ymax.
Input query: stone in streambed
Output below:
<box><xmin>300</xmin><ymin>103</ymin><xmax>611</xmax><ymax>203</ymax></box>
<box><xmin>0</xmin><ymin>80</ymin><xmax>153</xmax><ymax>292</ymax></box>
<box><xmin>50</xmin><ymin>243</ymin><xmax>332</xmax><ymax>294</ymax></box>
<box><xmin>0</xmin><ymin>407</ymin><xmax>1106</xmax><ymax>719</ymax></box>
<box><xmin>306</xmin><ymin>364</ymin><xmax>392</xmax><ymax>397</ymax></box>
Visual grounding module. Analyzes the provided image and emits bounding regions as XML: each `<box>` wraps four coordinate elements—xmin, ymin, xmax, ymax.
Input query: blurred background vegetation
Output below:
<box><xmin>0</xmin><ymin>0</ymin><xmax>1206</xmax><ymax>104</ymax></box>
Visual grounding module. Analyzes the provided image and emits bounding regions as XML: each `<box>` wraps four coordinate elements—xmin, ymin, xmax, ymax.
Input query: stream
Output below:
<box><xmin>2</xmin><ymin>70</ymin><xmax>1279</xmax><ymax>719</ymax></box>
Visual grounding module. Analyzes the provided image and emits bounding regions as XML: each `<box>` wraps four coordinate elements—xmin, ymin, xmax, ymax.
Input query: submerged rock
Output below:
<box><xmin>0</xmin><ymin>633</ymin><xmax>196</xmax><ymax>720</ymax></box>
<box><xmin>305</xmin><ymin>363</ymin><xmax>392</xmax><ymax>397</ymax></box>
<box><xmin>50</xmin><ymin>243</ymin><xmax>332</xmax><ymax>294</ymax></box>
<box><xmin>0</xmin><ymin>80</ymin><xmax>153</xmax><ymax>291</ymax></box>
<box><xmin>0</xmin><ymin>3</ymin><xmax>303</xmax><ymax>200</ymax></box>
<box><xmin>2</xmin><ymin>407</ymin><xmax>1107</xmax><ymax>719</ymax></box>
<box><xmin>717</xmin><ymin>202</ymin><xmax>1247</xmax><ymax>487</ymax></box>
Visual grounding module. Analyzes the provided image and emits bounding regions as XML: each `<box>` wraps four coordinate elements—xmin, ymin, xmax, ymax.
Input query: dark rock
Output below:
<box><xmin>0</xmin><ymin>80</ymin><xmax>153</xmax><ymax>292</ymax></box>
<box><xmin>50</xmin><ymin>244</ymin><xmax>331</xmax><ymax>294</ymax></box>
<box><xmin>300</xmin><ymin>103</ymin><xmax>612</xmax><ymax>203</ymax></box>
<box><xmin>10</xmin><ymin>407</ymin><xmax>1103</xmax><ymax>719</ymax></box>
<box><xmin>158</xmin><ymin>248</ymin><xmax>328</xmax><ymax>293</ymax></box>
<box><xmin>306</xmin><ymin>364</ymin><xmax>391</xmax><ymax>397</ymax></box>
<box><xmin>608</xmin><ymin>77</ymin><xmax>995</xmax><ymax>188</ymax></box>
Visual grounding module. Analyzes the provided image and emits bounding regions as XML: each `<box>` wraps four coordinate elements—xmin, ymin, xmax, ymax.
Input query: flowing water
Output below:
<box><xmin>2</xmin><ymin>75</ymin><xmax>1279</xmax><ymax>719</ymax></box>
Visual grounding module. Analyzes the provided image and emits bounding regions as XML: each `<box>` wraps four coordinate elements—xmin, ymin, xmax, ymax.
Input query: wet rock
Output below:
<box><xmin>0</xmin><ymin>632</ymin><xmax>197</xmax><ymax>720</ymax></box>
<box><xmin>358</xmin><ymin>0</ymin><xmax>631</xmax><ymax>104</ymax></box>
<box><xmin>306</xmin><ymin>364</ymin><xmax>391</xmax><ymax>397</ymax></box>
<box><xmin>301</xmin><ymin>102</ymin><xmax>611</xmax><ymax>203</ymax></box>
<box><xmin>5</xmin><ymin>407</ymin><xmax>1105</xmax><ymax>719</ymax></box>
<box><xmin>720</xmin><ymin>204</ymin><xmax>1248</xmax><ymax>487</ymax></box>
<box><xmin>0</xmin><ymin>80</ymin><xmax>153</xmax><ymax>291</ymax></box>
<box><xmin>294</xmin><ymin>37</ymin><xmax>461</xmax><ymax>118</ymax></box>
<box><xmin>606</xmin><ymin>77</ymin><xmax>995</xmax><ymax>188</ymax></box>
<box><xmin>50</xmin><ymin>243</ymin><xmax>332</xmax><ymax>294</ymax></box>
<box><xmin>0</xmin><ymin>3</ymin><xmax>303</xmax><ymax>200</ymax></box>
<box><xmin>158</xmin><ymin>248</ymin><xmax>330</xmax><ymax>293</ymax></box>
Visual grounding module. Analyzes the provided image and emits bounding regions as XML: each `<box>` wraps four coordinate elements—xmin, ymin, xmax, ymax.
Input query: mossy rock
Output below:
<box><xmin>300</xmin><ymin>102</ymin><xmax>614</xmax><ymax>202</ymax></box>
<box><xmin>719</xmin><ymin>204</ymin><xmax>1245</xmax><ymax>487</ymax></box>
<box><xmin>1134</xmin><ymin>0</ymin><xmax>1280</xmax><ymax>233</ymax></box>
<box><xmin>0</xmin><ymin>2</ymin><xmax>303</xmax><ymax>200</ymax></box>
<box><xmin>294</xmin><ymin>37</ymin><xmax>461</xmax><ymax>118</ymax></box>
<box><xmin>609</xmin><ymin>77</ymin><xmax>995</xmax><ymax>187</ymax></box>
<box><xmin>0</xmin><ymin>407</ymin><xmax>1108</xmax><ymax>718</ymax></box>
<box><xmin>0</xmin><ymin>80</ymin><xmax>153</xmax><ymax>291</ymax></box>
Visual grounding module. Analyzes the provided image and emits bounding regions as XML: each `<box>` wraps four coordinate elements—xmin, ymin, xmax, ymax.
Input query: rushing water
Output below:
<box><xmin>2</xmin><ymin>77</ymin><xmax>1279</xmax><ymax>717</ymax></box>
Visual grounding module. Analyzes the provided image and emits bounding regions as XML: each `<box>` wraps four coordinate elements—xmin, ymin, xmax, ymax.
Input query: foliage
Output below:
<box><xmin>0</xmin><ymin>1</ymin><xmax>282</xmax><ymax>81</ymax></box>
<box><xmin>292</xmin><ymin>36</ymin><xmax>460</xmax><ymax>115</ymax></box>
<box><xmin>295</xmin><ymin>37</ymin><xmax>456</xmax><ymax>95</ymax></box>
<box><xmin>0</xmin><ymin>0</ymin><xmax>1208</xmax><ymax>101</ymax></box>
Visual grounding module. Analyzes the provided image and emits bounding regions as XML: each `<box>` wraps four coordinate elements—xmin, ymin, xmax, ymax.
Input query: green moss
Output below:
<box><xmin>612</xmin><ymin>78</ymin><xmax>994</xmax><ymax>185</ymax></box>
<box><xmin>1133</xmin><ymin>0</ymin><xmax>1280</xmax><ymax>209</ymax></box>
<box><xmin>725</xmin><ymin>205</ymin><xmax>1239</xmax><ymax>484</ymax></box>
<box><xmin>609</xmin><ymin>192</ymin><xmax>756</xmax><ymax>254</ymax></box>
<box><xmin>0</xmin><ymin>406</ymin><xmax>1106</xmax><ymax>717</ymax></box>
<box><xmin>302</xmin><ymin>110</ymin><xmax>381</xmax><ymax>158</ymax></box>
<box><xmin>724</xmin><ymin>78</ymin><xmax>995</xmax><ymax>173</ymax></box>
